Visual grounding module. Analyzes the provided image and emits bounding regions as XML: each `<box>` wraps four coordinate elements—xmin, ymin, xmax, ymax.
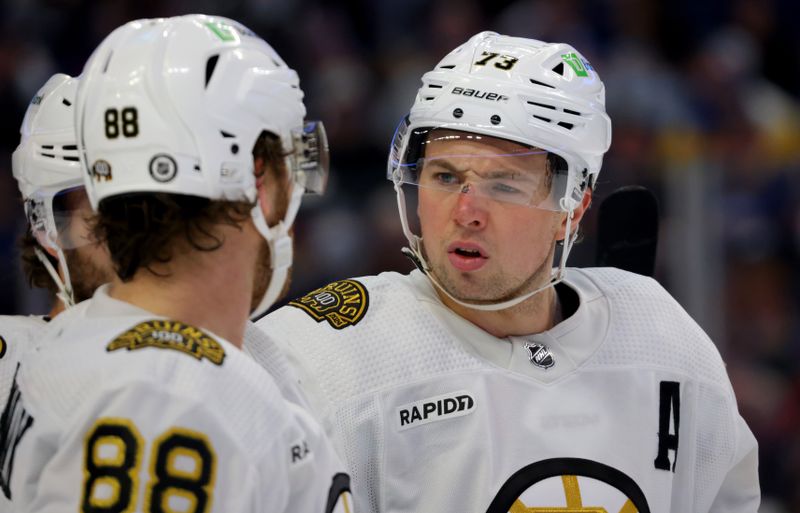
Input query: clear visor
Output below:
<box><xmin>27</xmin><ymin>186</ymin><xmax>96</xmax><ymax>250</ymax></box>
<box><xmin>389</xmin><ymin>125</ymin><xmax>568</xmax><ymax>211</ymax></box>
<box><xmin>291</xmin><ymin>120</ymin><xmax>329</xmax><ymax>195</ymax></box>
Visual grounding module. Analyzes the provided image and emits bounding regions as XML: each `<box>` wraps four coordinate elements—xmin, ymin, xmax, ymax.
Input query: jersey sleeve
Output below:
<box><xmin>284</xmin><ymin>401</ymin><xmax>354</xmax><ymax>513</ymax></box>
<box><xmin>245</xmin><ymin>322</ymin><xmax>354</xmax><ymax>513</ymax></box>
<box><xmin>11</xmin><ymin>376</ymin><xmax>292</xmax><ymax>513</ymax></box>
<box><xmin>708</xmin><ymin>411</ymin><xmax>760</xmax><ymax>513</ymax></box>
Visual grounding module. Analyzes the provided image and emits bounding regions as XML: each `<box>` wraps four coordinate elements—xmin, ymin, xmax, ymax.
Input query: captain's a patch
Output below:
<box><xmin>107</xmin><ymin>320</ymin><xmax>226</xmax><ymax>365</ymax></box>
<box><xmin>289</xmin><ymin>279</ymin><xmax>369</xmax><ymax>330</ymax></box>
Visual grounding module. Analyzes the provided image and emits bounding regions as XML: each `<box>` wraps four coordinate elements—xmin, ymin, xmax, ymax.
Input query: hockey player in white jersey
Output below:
<box><xmin>0</xmin><ymin>15</ymin><xmax>352</xmax><ymax>513</ymax></box>
<box><xmin>251</xmin><ymin>32</ymin><xmax>760</xmax><ymax>512</ymax></box>
<box><xmin>0</xmin><ymin>73</ymin><xmax>116</xmax><ymax>512</ymax></box>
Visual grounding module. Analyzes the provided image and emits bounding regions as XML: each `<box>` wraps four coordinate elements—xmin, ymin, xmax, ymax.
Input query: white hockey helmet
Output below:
<box><xmin>76</xmin><ymin>15</ymin><xmax>329</xmax><ymax>317</ymax></box>
<box><xmin>389</xmin><ymin>31</ymin><xmax>611</xmax><ymax>211</ymax></box>
<box><xmin>387</xmin><ymin>32</ymin><xmax>612</xmax><ymax>311</ymax></box>
<box><xmin>12</xmin><ymin>73</ymin><xmax>85</xmax><ymax>306</ymax></box>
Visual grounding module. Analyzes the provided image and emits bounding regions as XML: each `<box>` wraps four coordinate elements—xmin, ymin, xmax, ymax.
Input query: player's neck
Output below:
<box><xmin>108</xmin><ymin>224</ymin><xmax>260</xmax><ymax>348</ymax></box>
<box><xmin>48</xmin><ymin>299</ymin><xmax>65</xmax><ymax>319</ymax></box>
<box><xmin>440</xmin><ymin>285</ymin><xmax>560</xmax><ymax>338</ymax></box>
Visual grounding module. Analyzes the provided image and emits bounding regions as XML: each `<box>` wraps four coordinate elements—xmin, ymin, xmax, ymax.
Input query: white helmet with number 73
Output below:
<box><xmin>387</xmin><ymin>31</ymin><xmax>612</xmax><ymax>311</ymax></box>
<box><xmin>76</xmin><ymin>14</ymin><xmax>329</xmax><ymax>317</ymax></box>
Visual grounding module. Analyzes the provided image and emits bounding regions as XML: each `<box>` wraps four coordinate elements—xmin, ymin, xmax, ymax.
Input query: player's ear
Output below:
<box><xmin>254</xmin><ymin>157</ymin><xmax>273</xmax><ymax>220</ymax></box>
<box><xmin>557</xmin><ymin>189</ymin><xmax>592</xmax><ymax>240</ymax></box>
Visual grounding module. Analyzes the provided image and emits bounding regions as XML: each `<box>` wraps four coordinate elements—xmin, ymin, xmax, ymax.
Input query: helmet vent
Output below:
<box><xmin>557</xmin><ymin>122</ymin><xmax>574</xmax><ymax>130</ymax></box>
<box><xmin>529</xmin><ymin>79</ymin><xmax>555</xmax><ymax>89</ymax></box>
<box><xmin>63</xmin><ymin>145</ymin><xmax>77</xmax><ymax>150</ymax></box>
<box><xmin>564</xmin><ymin>108</ymin><xmax>581</xmax><ymax>116</ymax></box>
<box><xmin>439</xmin><ymin>64</ymin><xmax>456</xmax><ymax>69</ymax></box>
<box><xmin>533</xmin><ymin>115</ymin><xmax>552</xmax><ymax>123</ymax></box>
<box><xmin>552</xmin><ymin>62</ymin><xmax>565</xmax><ymax>76</ymax></box>
<box><xmin>220</xmin><ymin>130</ymin><xmax>235</xmax><ymax>138</ymax></box>
<box><xmin>423</xmin><ymin>96</ymin><xmax>436</xmax><ymax>101</ymax></box>
<box><xmin>42</xmin><ymin>145</ymin><xmax>54</xmax><ymax>150</ymax></box>
<box><xmin>62</xmin><ymin>98</ymin><xmax>72</xmax><ymax>107</ymax></box>
<box><xmin>102</xmin><ymin>51</ymin><xmax>113</xmax><ymax>73</ymax></box>
<box><xmin>527</xmin><ymin>101</ymin><xmax>555</xmax><ymax>110</ymax></box>
<box><xmin>427</xmin><ymin>84</ymin><xmax>443</xmax><ymax>89</ymax></box>
<box><xmin>63</xmin><ymin>155</ymin><xmax>80</xmax><ymax>162</ymax></box>
<box><xmin>205</xmin><ymin>55</ymin><xmax>220</xmax><ymax>88</ymax></box>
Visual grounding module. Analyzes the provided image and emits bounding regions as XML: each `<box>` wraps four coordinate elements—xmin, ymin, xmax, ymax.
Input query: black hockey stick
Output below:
<box><xmin>595</xmin><ymin>185</ymin><xmax>659</xmax><ymax>277</ymax></box>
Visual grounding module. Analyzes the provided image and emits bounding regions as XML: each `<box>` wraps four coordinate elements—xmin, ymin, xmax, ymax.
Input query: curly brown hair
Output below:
<box><xmin>93</xmin><ymin>131</ymin><xmax>288</xmax><ymax>281</ymax></box>
<box><xmin>19</xmin><ymin>229</ymin><xmax>59</xmax><ymax>296</ymax></box>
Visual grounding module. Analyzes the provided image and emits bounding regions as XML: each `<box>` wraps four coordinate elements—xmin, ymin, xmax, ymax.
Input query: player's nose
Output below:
<box><xmin>452</xmin><ymin>184</ymin><xmax>488</xmax><ymax>229</ymax></box>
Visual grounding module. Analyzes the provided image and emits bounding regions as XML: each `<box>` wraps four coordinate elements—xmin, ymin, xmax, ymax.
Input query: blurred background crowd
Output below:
<box><xmin>1</xmin><ymin>0</ymin><xmax>798</xmax><ymax>509</ymax></box>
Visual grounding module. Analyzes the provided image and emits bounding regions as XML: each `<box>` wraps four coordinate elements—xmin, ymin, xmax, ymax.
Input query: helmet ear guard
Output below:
<box><xmin>388</xmin><ymin>31</ymin><xmax>611</xmax><ymax>311</ymax></box>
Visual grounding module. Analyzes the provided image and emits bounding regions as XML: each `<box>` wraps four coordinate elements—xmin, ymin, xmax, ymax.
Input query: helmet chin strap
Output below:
<box><xmin>394</xmin><ymin>179</ymin><xmax>577</xmax><ymax>312</ymax></box>
<box><xmin>34</xmin><ymin>237</ymin><xmax>75</xmax><ymax>308</ymax></box>
<box><xmin>249</xmin><ymin>183</ymin><xmax>304</xmax><ymax>319</ymax></box>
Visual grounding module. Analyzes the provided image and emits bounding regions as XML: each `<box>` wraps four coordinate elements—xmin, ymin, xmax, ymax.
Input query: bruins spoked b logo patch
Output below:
<box><xmin>487</xmin><ymin>458</ymin><xmax>650</xmax><ymax>513</ymax></box>
<box><xmin>289</xmin><ymin>279</ymin><xmax>369</xmax><ymax>330</ymax></box>
<box><xmin>107</xmin><ymin>319</ymin><xmax>225</xmax><ymax>365</ymax></box>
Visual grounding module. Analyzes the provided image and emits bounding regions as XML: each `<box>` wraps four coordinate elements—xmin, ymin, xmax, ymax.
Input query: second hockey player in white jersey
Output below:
<box><xmin>0</xmin><ymin>15</ymin><xmax>352</xmax><ymax>513</ymax></box>
<box><xmin>251</xmin><ymin>32</ymin><xmax>760</xmax><ymax>512</ymax></box>
<box><xmin>0</xmin><ymin>72</ymin><xmax>117</xmax><ymax>512</ymax></box>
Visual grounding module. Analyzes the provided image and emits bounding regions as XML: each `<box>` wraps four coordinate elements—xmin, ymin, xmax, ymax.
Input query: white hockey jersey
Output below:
<box><xmin>0</xmin><ymin>315</ymin><xmax>47</xmax><ymax>513</ymax></box>
<box><xmin>0</xmin><ymin>286</ymin><xmax>352</xmax><ymax>513</ymax></box>
<box><xmin>251</xmin><ymin>268</ymin><xmax>759</xmax><ymax>513</ymax></box>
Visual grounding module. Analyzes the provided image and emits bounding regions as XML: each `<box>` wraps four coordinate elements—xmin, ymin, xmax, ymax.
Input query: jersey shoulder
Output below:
<box><xmin>21</xmin><ymin>300</ymin><xmax>298</xmax><ymax>449</ymax></box>
<box><xmin>0</xmin><ymin>315</ymin><xmax>48</xmax><ymax>411</ymax></box>
<box><xmin>255</xmin><ymin>271</ymin><xmax>485</xmax><ymax>406</ymax></box>
<box><xmin>573</xmin><ymin>267</ymin><xmax>731</xmax><ymax>389</ymax></box>
<box><xmin>0</xmin><ymin>314</ymin><xmax>47</xmax><ymax>362</ymax></box>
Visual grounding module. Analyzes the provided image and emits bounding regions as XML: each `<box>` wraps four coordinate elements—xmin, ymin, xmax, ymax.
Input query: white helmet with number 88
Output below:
<box><xmin>76</xmin><ymin>14</ymin><xmax>329</xmax><ymax>317</ymax></box>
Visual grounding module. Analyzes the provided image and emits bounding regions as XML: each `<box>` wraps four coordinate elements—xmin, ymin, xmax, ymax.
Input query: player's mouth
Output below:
<box><xmin>447</xmin><ymin>241</ymin><xmax>488</xmax><ymax>272</ymax></box>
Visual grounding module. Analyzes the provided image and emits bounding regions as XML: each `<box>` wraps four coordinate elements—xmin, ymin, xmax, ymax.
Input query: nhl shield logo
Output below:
<box><xmin>524</xmin><ymin>342</ymin><xmax>554</xmax><ymax>370</ymax></box>
<box><xmin>149</xmin><ymin>154</ymin><xmax>178</xmax><ymax>183</ymax></box>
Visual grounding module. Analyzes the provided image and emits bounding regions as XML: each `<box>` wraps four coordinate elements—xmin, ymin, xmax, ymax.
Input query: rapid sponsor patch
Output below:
<box><xmin>396</xmin><ymin>391</ymin><xmax>475</xmax><ymax>431</ymax></box>
<box><xmin>288</xmin><ymin>279</ymin><xmax>369</xmax><ymax>330</ymax></box>
<box><xmin>106</xmin><ymin>320</ymin><xmax>225</xmax><ymax>365</ymax></box>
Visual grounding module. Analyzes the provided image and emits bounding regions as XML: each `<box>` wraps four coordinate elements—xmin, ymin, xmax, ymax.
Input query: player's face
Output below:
<box><xmin>417</xmin><ymin>133</ymin><xmax>564</xmax><ymax>304</ymax></box>
<box><xmin>54</xmin><ymin>188</ymin><xmax>115</xmax><ymax>302</ymax></box>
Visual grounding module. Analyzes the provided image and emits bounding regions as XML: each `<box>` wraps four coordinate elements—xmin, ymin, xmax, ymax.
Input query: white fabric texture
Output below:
<box><xmin>252</xmin><ymin>267</ymin><xmax>759</xmax><ymax>513</ymax></box>
<box><xmin>4</xmin><ymin>287</ymin><xmax>347</xmax><ymax>513</ymax></box>
<box><xmin>0</xmin><ymin>315</ymin><xmax>47</xmax><ymax>513</ymax></box>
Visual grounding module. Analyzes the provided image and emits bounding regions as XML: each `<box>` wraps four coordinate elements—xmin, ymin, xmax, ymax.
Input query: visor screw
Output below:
<box><xmin>231</xmin><ymin>144</ymin><xmax>239</xmax><ymax>155</ymax></box>
<box><xmin>453</xmin><ymin>108</ymin><xmax>463</xmax><ymax>119</ymax></box>
<box><xmin>490</xmin><ymin>114</ymin><xmax>501</xmax><ymax>125</ymax></box>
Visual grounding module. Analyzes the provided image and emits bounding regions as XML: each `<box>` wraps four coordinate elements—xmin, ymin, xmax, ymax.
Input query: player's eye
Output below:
<box><xmin>431</xmin><ymin>171</ymin><xmax>460</xmax><ymax>187</ymax></box>
<box><xmin>491</xmin><ymin>181</ymin><xmax>523</xmax><ymax>195</ymax></box>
